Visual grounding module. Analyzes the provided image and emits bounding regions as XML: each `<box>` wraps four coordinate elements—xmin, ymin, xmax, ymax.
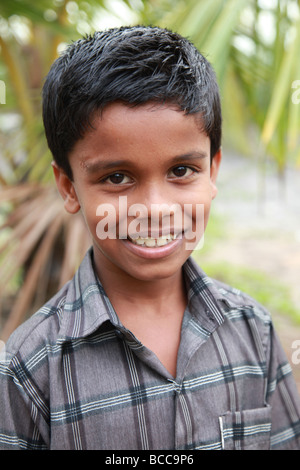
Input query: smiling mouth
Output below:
<box><xmin>128</xmin><ymin>233</ymin><xmax>180</xmax><ymax>248</ymax></box>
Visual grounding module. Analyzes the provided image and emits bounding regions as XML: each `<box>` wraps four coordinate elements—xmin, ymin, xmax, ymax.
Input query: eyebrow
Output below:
<box><xmin>169</xmin><ymin>152</ymin><xmax>208</xmax><ymax>164</ymax></box>
<box><xmin>81</xmin><ymin>160</ymin><xmax>131</xmax><ymax>174</ymax></box>
<box><xmin>81</xmin><ymin>152</ymin><xmax>208</xmax><ymax>174</ymax></box>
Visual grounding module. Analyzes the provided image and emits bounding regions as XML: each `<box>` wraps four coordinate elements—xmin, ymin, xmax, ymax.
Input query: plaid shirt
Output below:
<box><xmin>0</xmin><ymin>248</ymin><xmax>299</xmax><ymax>450</ymax></box>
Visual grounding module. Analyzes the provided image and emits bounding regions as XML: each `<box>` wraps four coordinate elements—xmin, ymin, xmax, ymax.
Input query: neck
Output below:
<box><xmin>93</xmin><ymin>253</ymin><xmax>187</xmax><ymax>317</ymax></box>
<box><xmin>93</xmin><ymin>249</ymin><xmax>187</xmax><ymax>377</ymax></box>
<box><xmin>102</xmin><ymin>266</ymin><xmax>185</xmax><ymax>309</ymax></box>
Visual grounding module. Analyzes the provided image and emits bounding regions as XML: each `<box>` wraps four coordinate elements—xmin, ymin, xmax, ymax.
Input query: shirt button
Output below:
<box><xmin>168</xmin><ymin>379</ymin><xmax>182</xmax><ymax>394</ymax></box>
<box><xmin>206</xmin><ymin>309</ymin><xmax>216</xmax><ymax>322</ymax></box>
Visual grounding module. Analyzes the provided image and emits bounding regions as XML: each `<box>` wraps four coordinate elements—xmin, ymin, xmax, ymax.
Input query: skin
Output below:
<box><xmin>53</xmin><ymin>101</ymin><xmax>221</xmax><ymax>376</ymax></box>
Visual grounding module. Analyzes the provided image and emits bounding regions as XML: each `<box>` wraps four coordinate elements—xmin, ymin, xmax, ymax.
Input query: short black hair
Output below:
<box><xmin>42</xmin><ymin>25</ymin><xmax>222</xmax><ymax>179</ymax></box>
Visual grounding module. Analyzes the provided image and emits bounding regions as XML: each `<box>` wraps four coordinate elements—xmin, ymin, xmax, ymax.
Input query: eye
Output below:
<box><xmin>169</xmin><ymin>166</ymin><xmax>195</xmax><ymax>178</ymax></box>
<box><xmin>104</xmin><ymin>173</ymin><xmax>131</xmax><ymax>185</ymax></box>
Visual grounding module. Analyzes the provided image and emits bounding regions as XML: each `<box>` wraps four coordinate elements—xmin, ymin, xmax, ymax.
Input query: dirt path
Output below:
<box><xmin>204</xmin><ymin>151</ymin><xmax>300</xmax><ymax>392</ymax></box>
<box><xmin>200</xmin><ymin>229</ymin><xmax>300</xmax><ymax>392</ymax></box>
<box><xmin>199</xmin><ymin>228</ymin><xmax>300</xmax><ymax>392</ymax></box>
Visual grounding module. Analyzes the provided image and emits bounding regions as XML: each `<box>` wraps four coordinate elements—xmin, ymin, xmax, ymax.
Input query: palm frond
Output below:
<box><xmin>1</xmin><ymin>0</ymin><xmax>300</xmax><ymax>339</ymax></box>
<box><xmin>0</xmin><ymin>185</ymin><xmax>91</xmax><ymax>340</ymax></box>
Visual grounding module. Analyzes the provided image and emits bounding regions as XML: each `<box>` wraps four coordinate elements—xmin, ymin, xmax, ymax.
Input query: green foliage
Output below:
<box><xmin>1</xmin><ymin>0</ymin><xmax>300</xmax><ymax>338</ymax></box>
<box><xmin>199</xmin><ymin>260</ymin><xmax>300</xmax><ymax>325</ymax></box>
<box><xmin>1</xmin><ymin>0</ymin><xmax>300</xmax><ymax>181</ymax></box>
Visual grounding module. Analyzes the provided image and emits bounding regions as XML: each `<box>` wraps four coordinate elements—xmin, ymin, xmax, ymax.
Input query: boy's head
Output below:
<box><xmin>44</xmin><ymin>26</ymin><xmax>222</xmax><ymax>283</ymax></box>
<box><xmin>42</xmin><ymin>25</ymin><xmax>222</xmax><ymax>180</ymax></box>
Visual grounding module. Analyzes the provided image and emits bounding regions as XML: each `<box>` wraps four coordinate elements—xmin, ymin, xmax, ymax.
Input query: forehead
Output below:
<box><xmin>70</xmin><ymin>101</ymin><xmax>210</xmax><ymax>168</ymax></box>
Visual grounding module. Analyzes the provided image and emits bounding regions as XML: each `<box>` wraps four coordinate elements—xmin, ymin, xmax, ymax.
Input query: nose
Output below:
<box><xmin>137</xmin><ymin>181</ymin><xmax>173</xmax><ymax>210</ymax></box>
<box><xmin>128</xmin><ymin>182</ymin><xmax>182</xmax><ymax>236</ymax></box>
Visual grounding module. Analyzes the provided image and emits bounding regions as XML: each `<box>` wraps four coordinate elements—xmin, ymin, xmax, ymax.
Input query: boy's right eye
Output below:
<box><xmin>105</xmin><ymin>173</ymin><xmax>128</xmax><ymax>184</ymax></box>
<box><xmin>102</xmin><ymin>173</ymin><xmax>131</xmax><ymax>185</ymax></box>
<box><xmin>98</xmin><ymin>171</ymin><xmax>133</xmax><ymax>186</ymax></box>
<box><xmin>101</xmin><ymin>172</ymin><xmax>132</xmax><ymax>185</ymax></box>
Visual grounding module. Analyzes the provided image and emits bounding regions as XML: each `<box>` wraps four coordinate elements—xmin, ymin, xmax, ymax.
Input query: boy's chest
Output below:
<box><xmin>119</xmin><ymin>312</ymin><xmax>184</xmax><ymax>378</ymax></box>
<box><xmin>47</xmin><ymin>319</ymin><xmax>269</xmax><ymax>450</ymax></box>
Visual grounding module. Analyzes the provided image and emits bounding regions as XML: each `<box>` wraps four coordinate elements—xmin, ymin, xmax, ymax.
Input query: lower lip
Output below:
<box><xmin>122</xmin><ymin>237</ymin><xmax>183</xmax><ymax>259</ymax></box>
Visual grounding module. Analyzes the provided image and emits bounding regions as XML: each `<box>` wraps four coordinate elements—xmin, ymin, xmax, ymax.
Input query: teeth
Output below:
<box><xmin>156</xmin><ymin>238</ymin><xmax>169</xmax><ymax>246</ymax></box>
<box><xmin>129</xmin><ymin>234</ymin><xmax>177</xmax><ymax>247</ymax></box>
<box><xmin>145</xmin><ymin>238</ymin><xmax>156</xmax><ymax>247</ymax></box>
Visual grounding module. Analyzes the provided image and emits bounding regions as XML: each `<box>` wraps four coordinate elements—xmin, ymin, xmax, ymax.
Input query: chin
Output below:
<box><xmin>125</xmin><ymin>259</ymin><xmax>187</xmax><ymax>283</ymax></box>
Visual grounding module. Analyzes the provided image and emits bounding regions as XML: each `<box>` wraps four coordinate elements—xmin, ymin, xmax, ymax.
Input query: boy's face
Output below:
<box><xmin>53</xmin><ymin>102</ymin><xmax>221</xmax><ymax>283</ymax></box>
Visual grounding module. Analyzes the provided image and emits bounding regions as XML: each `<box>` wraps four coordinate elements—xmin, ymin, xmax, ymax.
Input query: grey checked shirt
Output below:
<box><xmin>0</xmin><ymin>248</ymin><xmax>300</xmax><ymax>450</ymax></box>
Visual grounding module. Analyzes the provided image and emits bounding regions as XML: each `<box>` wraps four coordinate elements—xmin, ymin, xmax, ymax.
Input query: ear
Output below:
<box><xmin>52</xmin><ymin>162</ymin><xmax>81</xmax><ymax>214</ymax></box>
<box><xmin>210</xmin><ymin>148</ymin><xmax>222</xmax><ymax>200</ymax></box>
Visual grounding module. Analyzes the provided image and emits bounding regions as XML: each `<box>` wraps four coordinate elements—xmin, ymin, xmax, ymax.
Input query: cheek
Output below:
<box><xmin>94</xmin><ymin>202</ymin><xmax>123</xmax><ymax>241</ymax></box>
<box><xmin>190</xmin><ymin>185</ymin><xmax>213</xmax><ymax>213</ymax></box>
<box><xmin>92</xmin><ymin>199</ymin><xmax>135</xmax><ymax>241</ymax></box>
<box><xmin>188</xmin><ymin>188</ymin><xmax>213</xmax><ymax>234</ymax></box>
<box><xmin>77</xmin><ymin>195</ymin><xmax>116</xmax><ymax>242</ymax></box>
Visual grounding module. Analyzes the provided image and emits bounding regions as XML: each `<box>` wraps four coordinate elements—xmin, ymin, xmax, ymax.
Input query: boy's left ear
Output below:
<box><xmin>52</xmin><ymin>162</ymin><xmax>81</xmax><ymax>214</ymax></box>
<box><xmin>210</xmin><ymin>148</ymin><xmax>222</xmax><ymax>199</ymax></box>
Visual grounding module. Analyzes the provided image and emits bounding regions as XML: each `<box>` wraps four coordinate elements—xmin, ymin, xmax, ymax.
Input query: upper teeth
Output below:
<box><xmin>130</xmin><ymin>234</ymin><xmax>177</xmax><ymax>247</ymax></box>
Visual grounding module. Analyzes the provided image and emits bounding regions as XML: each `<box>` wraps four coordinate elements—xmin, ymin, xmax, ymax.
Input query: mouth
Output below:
<box><xmin>123</xmin><ymin>231</ymin><xmax>184</xmax><ymax>260</ymax></box>
<box><xmin>128</xmin><ymin>233</ymin><xmax>179</xmax><ymax>248</ymax></box>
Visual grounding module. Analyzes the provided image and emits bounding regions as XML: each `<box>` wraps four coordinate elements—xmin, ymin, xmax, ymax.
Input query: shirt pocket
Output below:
<box><xmin>219</xmin><ymin>406</ymin><xmax>272</xmax><ymax>450</ymax></box>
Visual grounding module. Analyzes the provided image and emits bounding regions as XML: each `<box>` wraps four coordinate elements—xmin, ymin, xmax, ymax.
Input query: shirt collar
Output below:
<box><xmin>58</xmin><ymin>248</ymin><xmax>228</xmax><ymax>341</ymax></box>
<box><xmin>183</xmin><ymin>256</ymin><xmax>227</xmax><ymax>332</ymax></box>
<box><xmin>58</xmin><ymin>248</ymin><xmax>112</xmax><ymax>340</ymax></box>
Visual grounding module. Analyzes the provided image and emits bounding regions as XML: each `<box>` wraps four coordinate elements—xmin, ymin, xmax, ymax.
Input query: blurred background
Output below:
<box><xmin>0</xmin><ymin>0</ymin><xmax>299</xmax><ymax>388</ymax></box>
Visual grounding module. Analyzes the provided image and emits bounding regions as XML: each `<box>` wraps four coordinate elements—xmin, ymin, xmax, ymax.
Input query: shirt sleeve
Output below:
<box><xmin>0</xmin><ymin>349</ymin><xmax>49</xmax><ymax>450</ymax></box>
<box><xmin>267</xmin><ymin>325</ymin><xmax>300</xmax><ymax>449</ymax></box>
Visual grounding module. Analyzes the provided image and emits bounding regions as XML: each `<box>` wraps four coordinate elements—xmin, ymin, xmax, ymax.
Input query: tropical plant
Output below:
<box><xmin>0</xmin><ymin>0</ymin><xmax>131</xmax><ymax>339</ymax></box>
<box><xmin>1</xmin><ymin>0</ymin><xmax>300</xmax><ymax>339</ymax></box>
<box><xmin>154</xmin><ymin>0</ymin><xmax>300</xmax><ymax>169</ymax></box>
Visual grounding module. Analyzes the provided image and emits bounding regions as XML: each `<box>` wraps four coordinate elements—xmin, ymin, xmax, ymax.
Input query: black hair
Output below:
<box><xmin>42</xmin><ymin>25</ymin><xmax>222</xmax><ymax>179</ymax></box>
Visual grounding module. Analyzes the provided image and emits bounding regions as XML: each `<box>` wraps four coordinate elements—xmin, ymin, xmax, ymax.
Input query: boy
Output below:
<box><xmin>0</xmin><ymin>26</ymin><xmax>299</xmax><ymax>450</ymax></box>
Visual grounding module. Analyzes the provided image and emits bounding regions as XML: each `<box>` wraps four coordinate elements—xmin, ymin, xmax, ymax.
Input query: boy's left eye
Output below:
<box><xmin>104</xmin><ymin>173</ymin><xmax>131</xmax><ymax>185</ymax></box>
<box><xmin>169</xmin><ymin>166</ymin><xmax>195</xmax><ymax>178</ymax></box>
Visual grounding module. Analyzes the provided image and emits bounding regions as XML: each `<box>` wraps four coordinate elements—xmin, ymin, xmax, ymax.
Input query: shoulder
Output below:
<box><xmin>3</xmin><ymin>248</ymin><xmax>98</xmax><ymax>361</ymax></box>
<box><xmin>2</xmin><ymin>248</ymin><xmax>104</xmax><ymax>368</ymax></box>
<box><xmin>209</xmin><ymin>276</ymin><xmax>274</xmax><ymax>355</ymax></box>
<box><xmin>186</xmin><ymin>256</ymin><xmax>272</xmax><ymax>325</ymax></box>
<box><xmin>185</xmin><ymin>257</ymin><xmax>273</xmax><ymax>355</ymax></box>
<box><xmin>3</xmin><ymin>281</ymin><xmax>70</xmax><ymax>361</ymax></box>
<box><xmin>185</xmin><ymin>256</ymin><xmax>274</xmax><ymax>361</ymax></box>
<box><xmin>0</xmin><ymin>281</ymin><xmax>71</xmax><ymax>413</ymax></box>
<box><xmin>212</xmin><ymin>277</ymin><xmax>272</xmax><ymax>324</ymax></box>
